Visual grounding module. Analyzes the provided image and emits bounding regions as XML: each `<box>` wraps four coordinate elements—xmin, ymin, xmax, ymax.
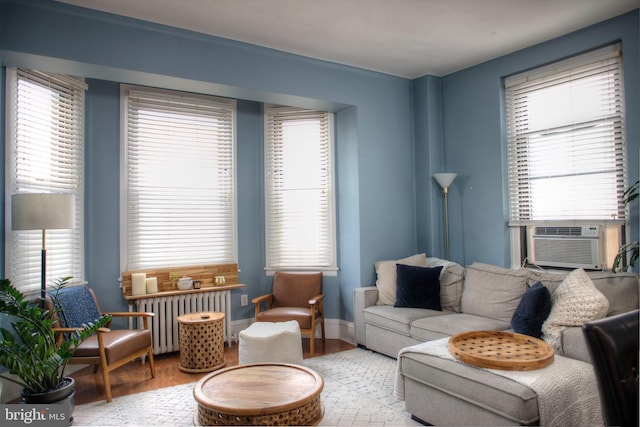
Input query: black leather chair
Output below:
<box><xmin>582</xmin><ymin>309</ymin><xmax>639</xmax><ymax>427</ymax></box>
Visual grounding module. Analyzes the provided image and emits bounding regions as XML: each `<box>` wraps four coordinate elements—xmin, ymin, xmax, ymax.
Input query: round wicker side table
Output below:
<box><xmin>177</xmin><ymin>312</ymin><xmax>225</xmax><ymax>373</ymax></box>
<box><xmin>193</xmin><ymin>363</ymin><xmax>324</xmax><ymax>426</ymax></box>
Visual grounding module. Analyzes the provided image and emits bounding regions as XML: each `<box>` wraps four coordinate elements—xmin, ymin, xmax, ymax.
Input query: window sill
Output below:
<box><xmin>265</xmin><ymin>268</ymin><xmax>338</xmax><ymax>277</ymax></box>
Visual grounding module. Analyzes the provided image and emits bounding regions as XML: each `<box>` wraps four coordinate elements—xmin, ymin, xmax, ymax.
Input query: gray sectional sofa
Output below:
<box><xmin>354</xmin><ymin>257</ymin><xmax>639</xmax><ymax>425</ymax></box>
<box><xmin>354</xmin><ymin>258</ymin><xmax>638</xmax><ymax>361</ymax></box>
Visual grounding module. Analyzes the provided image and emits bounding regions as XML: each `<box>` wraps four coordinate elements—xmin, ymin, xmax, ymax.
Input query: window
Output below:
<box><xmin>505</xmin><ymin>44</ymin><xmax>627</xmax><ymax>222</ymax></box>
<box><xmin>121</xmin><ymin>86</ymin><xmax>237</xmax><ymax>271</ymax></box>
<box><xmin>264</xmin><ymin>105</ymin><xmax>337</xmax><ymax>274</ymax></box>
<box><xmin>5</xmin><ymin>68</ymin><xmax>86</xmax><ymax>291</ymax></box>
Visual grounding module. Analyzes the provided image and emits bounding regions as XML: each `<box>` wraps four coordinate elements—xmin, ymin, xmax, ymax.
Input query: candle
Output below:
<box><xmin>146</xmin><ymin>277</ymin><xmax>158</xmax><ymax>294</ymax></box>
<box><xmin>132</xmin><ymin>273</ymin><xmax>146</xmax><ymax>295</ymax></box>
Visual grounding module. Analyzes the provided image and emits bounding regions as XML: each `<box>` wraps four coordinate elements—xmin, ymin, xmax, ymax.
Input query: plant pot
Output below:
<box><xmin>21</xmin><ymin>377</ymin><xmax>75</xmax><ymax>424</ymax></box>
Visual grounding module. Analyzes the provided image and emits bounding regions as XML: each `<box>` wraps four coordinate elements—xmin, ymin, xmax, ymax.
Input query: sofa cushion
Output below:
<box><xmin>542</xmin><ymin>268</ymin><xmax>609</xmax><ymax>353</ymax></box>
<box><xmin>426</xmin><ymin>257</ymin><xmax>465</xmax><ymax>312</ymax></box>
<box><xmin>560</xmin><ymin>326</ymin><xmax>591</xmax><ymax>363</ymax></box>
<box><xmin>526</xmin><ymin>270</ymin><xmax>639</xmax><ymax>317</ymax></box>
<box><xmin>411</xmin><ymin>313</ymin><xmax>511</xmax><ymax>342</ymax></box>
<box><xmin>511</xmin><ymin>282</ymin><xmax>552</xmax><ymax>338</ymax></box>
<box><xmin>394</xmin><ymin>264</ymin><xmax>443</xmax><ymax>310</ymax></box>
<box><xmin>525</xmin><ymin>270</ymin><xmax>566</xmax><ymax>295</ymax></box>
<box><xmin>363</xmin><ymin>305</ymin><xmax>451</xmax><ymax>336</ymax></box>
<box><xmin>375</xmin><ymin>253</ymin><xmax>427</xmax><ymax>305</ymax></box>
<box><xmin>400</xmin><ymin>352</ymin><xmax>539</xmax><ymax>425</ymax></box>
<box><xmin>588</xmin><ymin>271</ymin><xmax>639</xmax><ymax>316</ymax></box>
<box><xmin>461</xmin><ymin>263</ymin><xmax>528</xmax><ymax>323</ymax></box>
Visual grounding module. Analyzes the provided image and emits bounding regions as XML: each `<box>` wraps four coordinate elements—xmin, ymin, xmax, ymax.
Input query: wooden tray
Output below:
<box><xmin>448</xmin><ymin>331</ymin><xmax>554</xmax><ymax>371</ymax></box>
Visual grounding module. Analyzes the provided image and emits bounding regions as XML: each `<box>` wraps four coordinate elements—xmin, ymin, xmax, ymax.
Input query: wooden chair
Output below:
<box><xmin>252</xmin><ymin>272</ymin><xmax>325</xmax><ymax>356</ymax></box>
<box><xmin>50</xmin><ymin>285</ymin><xmax>155</xmax><ymax>402</ymax></box>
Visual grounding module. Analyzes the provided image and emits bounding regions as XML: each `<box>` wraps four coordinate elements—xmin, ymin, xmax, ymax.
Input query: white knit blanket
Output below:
<box><xmin>395</xmin><ymin>338</ymin><xmax>603</xmax><ymax>427</ymax></box>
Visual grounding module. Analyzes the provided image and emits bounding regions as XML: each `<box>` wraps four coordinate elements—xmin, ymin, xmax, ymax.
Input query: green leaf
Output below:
<box><xmin>0</xmin><ymin>278</ymin><xmax>112</xmax><ymax>393</ymax></box>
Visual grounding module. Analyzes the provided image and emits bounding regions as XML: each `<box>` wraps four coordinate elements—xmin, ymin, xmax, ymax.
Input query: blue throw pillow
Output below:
<box><xmin>511</xmin><ymin>282</ymin><xmax>552</xmax><ymax>338</ymax></box>
<box><xmin>52</xmin><ymin>286</ymin><xmax>102</xmax><ymax>328</ymax></box>
<box><xmin>394</xmin><ymin>264</ymin><xmax>443</xmax><ymax>310</ymax></box>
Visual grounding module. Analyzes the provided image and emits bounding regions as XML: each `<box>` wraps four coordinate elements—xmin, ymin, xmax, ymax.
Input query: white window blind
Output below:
<box><xmin>122</xmin><ymin>86</ymin><xmax>237</xmax><ymax>271</ymax></box>
<box><xmin>5</xmin><ymin>68</ymin><xmax>86</xmax><ymax>292</ymax></box>
<box><xmin>505</xmin><ymin>44</ymin><xmax>627</xmax><ymax>222</ymax></box>
<box><xmin>264</xmin><ymin>105</ymin><xmax>337</xmax><ymax>272</ymax></box>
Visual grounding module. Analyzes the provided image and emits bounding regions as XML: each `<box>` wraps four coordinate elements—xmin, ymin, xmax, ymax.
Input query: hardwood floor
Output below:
<box><xmin>70</xmin><ymin>338</ymin><xmax>356</xmax><ymax>405</ymax></box>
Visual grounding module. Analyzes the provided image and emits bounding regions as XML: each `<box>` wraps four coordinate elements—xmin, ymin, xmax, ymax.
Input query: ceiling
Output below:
<box><xmin>56</xmin><ymin>0</ymin><xmax>638</xmax><ymax>78</ymax></box>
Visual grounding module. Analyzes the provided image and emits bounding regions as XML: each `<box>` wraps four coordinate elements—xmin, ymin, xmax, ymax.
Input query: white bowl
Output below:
<box><xmin>177</xmin><ymin>278</ymin><xmax>193</xmax><ymax>290</ymax></box>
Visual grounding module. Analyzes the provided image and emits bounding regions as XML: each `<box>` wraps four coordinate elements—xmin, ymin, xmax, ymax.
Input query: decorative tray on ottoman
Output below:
<box><xmin>448</xmin><ymin>330</ymin><xmax>554</xmax><ymax>371</ymax></box>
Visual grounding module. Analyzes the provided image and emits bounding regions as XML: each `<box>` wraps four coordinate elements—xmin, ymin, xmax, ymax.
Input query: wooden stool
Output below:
<box><xmin>194</xmin><ymin>363</ymin><xmax>324</xmax><ymax>426</ymax></box>
<box><xmin>177</xmin><ymin>312</ymin><xmax>225</xmax><ymax>373</ymax></box>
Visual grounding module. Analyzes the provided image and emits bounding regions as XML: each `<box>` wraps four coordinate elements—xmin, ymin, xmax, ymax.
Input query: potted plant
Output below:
<box><xmin>613</xmin><ymin>180</ymin><xmax>639</xmax><ymax>272</ymax></box>
<box><xmin>170</xmin><ymin>272</ymin><xmax>180</xmax><ymax>288</ymax></box>
<box><xmin>0</xmin><ymin>277</ymin><xmax>111</xmax><ymax>411</ymax></box>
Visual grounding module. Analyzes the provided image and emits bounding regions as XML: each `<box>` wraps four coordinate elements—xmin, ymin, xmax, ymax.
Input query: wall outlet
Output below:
<box><xmin>241</xmin><ymin>294</ymin><xmax>248</xmax><ymax>306</ymax></box>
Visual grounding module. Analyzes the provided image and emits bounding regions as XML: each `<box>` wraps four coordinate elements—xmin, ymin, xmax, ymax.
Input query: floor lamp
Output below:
<box><xmin>11</xmin><ymin>194</ymin><xmax>75</xmax><ymax>304</ymax></box>
<box><xmin>433</xmin><ymin>173</ymin><xmax>457</xmax><ymax>260</ymax></box>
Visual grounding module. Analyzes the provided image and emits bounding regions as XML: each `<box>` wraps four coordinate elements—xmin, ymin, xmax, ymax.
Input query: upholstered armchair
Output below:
<box><xmin>50</xmin><ymin>285</ymin><xmax>155</xmax><ymax>402</ymax></box>
<box><xmin>252</xmin><ymin>272</ymin><xmax>325</xmax><ymax>355</ymax></box>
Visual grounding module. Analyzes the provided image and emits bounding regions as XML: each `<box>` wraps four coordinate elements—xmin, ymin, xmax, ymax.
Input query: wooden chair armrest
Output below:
<box><xmin>251</xmin><ymin>294</ymin><xmax>272</xmax><ymax>305</ymax></box>
<box><xmin>309</xmin><ymin>294</ymin><xmax>324</xmax><ymax>305</ymax></box>
<box><xmin>52</xmin><ymin>327</ymin><xmax>81</xmax><ymax>334</ymax></box>
<box><xmin>104</xmin><ymin>311</ymin><xmax>155</xmax><ymax>318</ymax></box>
<box><xmin>53</xmin><ymin>325</ymin><xmax>112</xmax><ymax>333</ymax></box>
<box><xmin>252</xmin><ymin>294</ymin><xmax>273</xmax><ymax>319</ymax></box>
<box><xmin>101</xmin><ymin>312</ymin><xmax>154</xmax><ymax>330</ymax></box>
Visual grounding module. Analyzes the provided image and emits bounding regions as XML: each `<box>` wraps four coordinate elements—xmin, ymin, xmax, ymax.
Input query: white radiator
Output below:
<box><xmin>131</xmin><ymin>290</ymin><xmax>232</xmax><ymax>355</ymax></box>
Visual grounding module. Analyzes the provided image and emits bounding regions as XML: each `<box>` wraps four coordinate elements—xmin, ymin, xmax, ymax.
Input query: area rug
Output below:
<box><xmin>72</xmin><ymin>348</ymin><xmax>420</xmax><ymax>426</ymax></box>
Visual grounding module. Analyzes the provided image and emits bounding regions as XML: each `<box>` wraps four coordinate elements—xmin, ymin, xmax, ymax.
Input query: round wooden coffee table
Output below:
<box><xmin>193</xmin><ymin>363</ymin><xmax>324</xmax><ymax>426</ymax></box>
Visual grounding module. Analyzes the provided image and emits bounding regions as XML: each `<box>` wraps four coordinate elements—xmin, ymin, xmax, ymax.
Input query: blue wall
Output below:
<box><xmin>0</xmin><ymin>0</ymin><xmax>638</xmax><ymax>325</ymax></box>
<box><xmin>416</xmin><ymin>10</ymin><xmax>639</xmax><ymax>268</ymax></box>
<box><xmin>0</xmin><ymin>0</ymin><xmax>416</xmax><ymax>323</ymax></box>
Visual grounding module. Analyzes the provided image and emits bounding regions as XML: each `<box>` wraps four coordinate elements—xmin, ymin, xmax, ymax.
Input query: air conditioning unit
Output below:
<box><xmin>527</xmin><ymin>225</ymin><xmax>602</xmax><ymax>270</ymax></box>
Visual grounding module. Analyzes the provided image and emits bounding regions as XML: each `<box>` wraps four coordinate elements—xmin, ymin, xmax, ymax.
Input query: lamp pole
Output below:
<box><xmin>442</xmin><ymin>185</ymin><xmax>451</xmax><ymax>260</ymax></box>
<box><xmin>41</xmin><ymin>229</ymin><xmax>47</xmax><ymax>305</ymax></box>
<box><xmin>433</xmin><ymin>173</ymin><xmax>457</xmax><ymax>260</ymax></box>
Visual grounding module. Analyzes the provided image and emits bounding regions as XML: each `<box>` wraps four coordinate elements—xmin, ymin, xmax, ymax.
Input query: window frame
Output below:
<box><xmin>120</xmin><ymin>84</ymin><xmax>238</xmax><ymax>273</ymax></box>
<box><xmin>505</xmin><ymin>43</ymin><xmax>627</xmax><ymax>224</ymax></box>
<box><xmin>264</xmin><ymin>105</ymin><xmax>338</xmax><ymax>276</ymax></box>
<box><xmin>4</xmin><ymin>67</ymin><xmax>86</xmax><ymax>292</ymax></box>
<box><xmin>504</xmin><ymin>44</ymin><xmax>628</xmax><ymax>268</ymax></box>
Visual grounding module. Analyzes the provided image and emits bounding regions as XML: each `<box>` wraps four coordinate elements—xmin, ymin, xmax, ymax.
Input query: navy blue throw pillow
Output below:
<box><xmin>511</xmin><ymin>282</ymin><xmax>552</xmax><ymax>338</ymax></box>
<box><xmin>394</xmin><ymin>264</ymin><xmax>443</xmax><ymax>310</ymax></box>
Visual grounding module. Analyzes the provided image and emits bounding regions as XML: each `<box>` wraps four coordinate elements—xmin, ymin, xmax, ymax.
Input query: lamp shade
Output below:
<box><xmin>11</xmin><ymin>193</ymin><xmax>75</xmax><ymax>230</ymax></box>
<box><xmin>433</xmin><ymin>173</ymin><xmax>457</xmax><ymax>189</ymax></box>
